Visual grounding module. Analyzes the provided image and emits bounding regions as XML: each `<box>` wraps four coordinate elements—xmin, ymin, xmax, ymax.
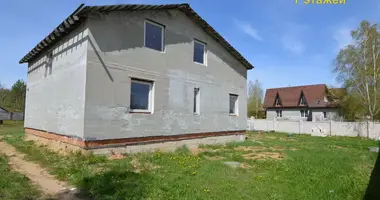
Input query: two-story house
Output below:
<box><xmin>263</xmin><ymin>84</ymin><xmax>345</xmax><ymax>121</ymax></box>
<box><xmin>19</xmin><ymin>3</ymin><xmax>253</xmax><ymax>154</ymax></box>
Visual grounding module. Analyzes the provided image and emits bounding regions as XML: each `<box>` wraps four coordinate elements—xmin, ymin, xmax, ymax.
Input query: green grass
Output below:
<box><xmin>0</xmin><ymin>121</ymin><xmax>41</xmax><ymax>200</ymax></box>
<box><xmin>1</xmin><ymin>121</ymin><xmax>379</xmax><ymax>200</ymax></box>
<box><xmin>0</xmin><ymin>155</ymin><xmax>41</xmax><ymax>200</ymax></box>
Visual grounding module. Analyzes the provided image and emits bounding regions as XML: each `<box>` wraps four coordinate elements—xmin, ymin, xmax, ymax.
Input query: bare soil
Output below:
<box><xmin>242</xmin><ymin>152</ymin><xmax>284</xmax><ymax>160</ymax></box>
<box><xmin>0</xmin><ymin>138</ymin><xmax>83</xmax><ymax>199</ymax></box>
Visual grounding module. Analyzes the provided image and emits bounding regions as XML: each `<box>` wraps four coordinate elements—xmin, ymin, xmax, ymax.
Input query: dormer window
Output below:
<box><xmin>275</xmin><ymin>93</ymin><xmax>281</xmax><ymax>106</ymax></box>
<box><xmin>275</xmin><ymin>98</ymin><xmax>280</xmax><ymax>106</ymax></box>
<box><xmin>299</xmin><ymin>92</ymin><xmax>306</xmax><ymax>105</ymax></box>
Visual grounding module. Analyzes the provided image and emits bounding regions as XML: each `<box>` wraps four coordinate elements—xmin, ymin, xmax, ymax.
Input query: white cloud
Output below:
<box><xmin>234</xmin><ymin>19</ymin><xmax>263</xmax><ymax>41</ymax></box>
<box><xmin>333</xmin><ymin>27</ymin><xmax>353</xmax><ymax>50</ymax></box>
<box><xmin>281</xmin><ymin>35</ymin><xmax>305</xmax><ymax>55</ymax></box>
<box><xmin>280</xmin><ymin>23</ymin><xmax>308</xmax><ymax>55</ymax></box>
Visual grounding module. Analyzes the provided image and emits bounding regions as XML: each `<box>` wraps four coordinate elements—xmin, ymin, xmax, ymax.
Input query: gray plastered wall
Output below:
<box><xmin>25</xmin><ymin>23</ymin><xmax>89</xmax><ymax>139</ymax></box>
<box><xmin>24</xmin><ymin>9</ymin><xmax>249</xmax><ymax>141</ymax></box>
<box><xmin>83</xmin><ymin>9</ymin><xmax>248</xmax><ymax>140</ymax></box>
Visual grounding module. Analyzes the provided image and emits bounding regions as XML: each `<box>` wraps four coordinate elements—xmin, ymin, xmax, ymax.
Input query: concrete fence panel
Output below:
<box><xmin>247</xmin><ymin>119</ymin><xmax>380</xmax><ymax>139</ymax></box>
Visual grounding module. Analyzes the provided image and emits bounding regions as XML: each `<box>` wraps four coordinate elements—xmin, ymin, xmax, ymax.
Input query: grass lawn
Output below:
<box><xmin>0</xmin><ymin>122</ymin><xmax>41</xmax><ymax>200</ymax></box>
<box><xmin>1</xmin><ymin>120</ymin><xmax>380</xmax><ymax>200</ymax></box>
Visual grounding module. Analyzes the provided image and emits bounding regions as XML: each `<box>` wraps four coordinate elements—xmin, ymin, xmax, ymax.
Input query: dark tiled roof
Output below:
<box><xmin>19</xmin><ymin>3</ymin><xmax>254</xmax><ymax>70</ymax></box>
<box><xmin>0</xmin><ymin>106</ymin><xmax>9</xmax><ymax>112</ymax></box>
<box><xmin>263</xmin><ymin>84</ymin><xmax>340</xmax><ymax>108</ymax></box>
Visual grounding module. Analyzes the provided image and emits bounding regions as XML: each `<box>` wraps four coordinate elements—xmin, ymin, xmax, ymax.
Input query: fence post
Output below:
<box><xmin>329</xmin><ymin>120</ymin><xmax>332</xmax><ymax>136</ymax></box>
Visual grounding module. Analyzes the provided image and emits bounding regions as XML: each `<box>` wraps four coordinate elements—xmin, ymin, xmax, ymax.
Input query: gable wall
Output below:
<box><xmin>83</xmin><ymin>9</ymin><xmax>248</xmax><ymax>140</ymax></box>
<box><xmin>24</xmin><ymin>23</ymin><xmax>89</xmax><ymax>139</ymax></box>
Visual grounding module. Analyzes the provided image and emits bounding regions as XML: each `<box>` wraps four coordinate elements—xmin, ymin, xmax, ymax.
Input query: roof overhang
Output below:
<box><xmin>19</xmin><ymin>3</ymin><xmax>254</xmax><ymax>70</ymax></box>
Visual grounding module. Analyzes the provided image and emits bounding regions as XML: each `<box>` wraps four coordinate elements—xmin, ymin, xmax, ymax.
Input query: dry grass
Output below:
<box><xmin>242</xmin><ymin>152</ymin><xmax>284</xmax><ymax>160</ymax></box>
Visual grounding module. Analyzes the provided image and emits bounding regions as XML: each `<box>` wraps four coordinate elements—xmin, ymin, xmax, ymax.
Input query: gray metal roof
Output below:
<box><xmin>19</xmin><ymin>3</ymin><xmax>254</xmax><ymax>69</ymax></box>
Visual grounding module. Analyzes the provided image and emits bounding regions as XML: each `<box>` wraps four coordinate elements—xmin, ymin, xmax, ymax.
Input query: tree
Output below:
<box><xmin>7</xmin><ymin>80</ymin><xmax>26</xmax><ymax>112</ymax></box>
<box><xmin>0</xmin><ymin>83</ymin><xmax>11</xmax><ymax>111</ymax></box>
<box><xmin>247</xmin><ymin>79</ymin><xmax>264</xmax><ymax>118</ymax></box>
<box><xmin>333</xmin><ymin>20</ymin><xmax>380</xmax><ymax>121</ymax></box>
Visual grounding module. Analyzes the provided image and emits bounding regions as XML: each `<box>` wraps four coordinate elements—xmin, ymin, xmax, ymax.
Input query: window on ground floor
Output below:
<box><xmin>130</xmin><ymin>79</ymin><xmax>154</xmax><ymax>113</ymax></box>
<box><xmin>301</xmin><ymin>110</ymin><xmax>309</xmax><ymax>118</ymax></box>
<box><xmin>229</xmin><ymin>94</ymin><xmax>238</xmax><ymax>115</ymax></box>
<box><xmin>276</xmin><ymin>110</ymin><xmax>282</xmax><ymax>117</ymax></box>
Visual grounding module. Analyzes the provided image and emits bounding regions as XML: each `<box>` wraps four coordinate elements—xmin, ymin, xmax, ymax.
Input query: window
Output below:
<box><xmin>130</xmin><ymin>79</ymin><xmax>154</xmax><ymax>113</ymax></box>
<box><xmin>229</xmin><ymin>94</ymin><xmax>238</xmax><ymax>115</ymax></box>
<box><xmin>301</xmin><ymin>110</ymin><xmax>309</xmax><ymax>117</ymax></box>
<box><xmin>299</xmin><ymin>93</ymin><xmax>306</xmax><ymax>105</ymax></box>
<box><xmin>193</xmin><ymin>40</ymin><xmax>206</xmax><ymax>64</ymax></box>
<box><xmin>276</xmin><ymin>110</ymin><xmax>282</xmax><ymax>117</ymax></box>
<box><xmin>193</xmin><ymin>88</ymin><xmax>200</xmax><ymax>114</ymax></box>
<box><xmin>323</xmin><ymin>112</ymin><xmax>327</xmax><ymax>119</ymax></box>
<box><xmin>275</xmin><ymin>94</ymin><xmax>281</xmax><ymax>106</ymax></box>
<box><xmin>144</xmin><ymin>20</ymin><xmax>164</xmax><ymax>51</ymax></box>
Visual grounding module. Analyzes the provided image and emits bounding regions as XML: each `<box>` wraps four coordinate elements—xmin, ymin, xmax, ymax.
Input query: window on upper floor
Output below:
<box><xmin>229</xmin><ymin>94</ymin><xmax>238</xmax><ymax>115</ymax></box>
<box><xmin>323</xmin><ymin>112</ymin><xmax>327</xmax><ymax>119</ymax></box>
<box><xmin>275</xmin><ymin>94</ymin><xmax>281</xmax><ymax>106</ymax></box>
<box><xmin>130</xmin><ymin>79</ymin><xmax>154</xmax><ymax>113</ymax></box>
<box><xmin>299</xmin><ymin>93</ymin><xmax>306</xmax><ymax>105</ymax></box>
<box><xmin>144</xmin><ymin>20</ymin><xmax>164</xmax><ymax>52</ymax></box>
<box><xmin>193</xmin><ymin>40</ymin><xmax>206</xmax><ymax>65</ymax></box>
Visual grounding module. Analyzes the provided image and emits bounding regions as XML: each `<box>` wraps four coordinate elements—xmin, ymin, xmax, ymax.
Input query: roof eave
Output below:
<box><xmin>18</xmin><ymin>3</ymin><xmax>254</xmax><ymax>70</ymax></box>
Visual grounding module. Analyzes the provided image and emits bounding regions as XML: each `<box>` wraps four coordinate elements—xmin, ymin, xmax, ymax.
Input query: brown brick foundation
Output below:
<box><xmin>25</xmin><ymin>128</ymin><xmax>246</xmax><ymax>154</ymax></box>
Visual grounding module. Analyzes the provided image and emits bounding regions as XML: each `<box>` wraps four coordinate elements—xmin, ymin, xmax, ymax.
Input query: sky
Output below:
<box><xmin>1</xmin><ymin>0</ymin><xmax>379</xmax><ymax>91</ymax></box>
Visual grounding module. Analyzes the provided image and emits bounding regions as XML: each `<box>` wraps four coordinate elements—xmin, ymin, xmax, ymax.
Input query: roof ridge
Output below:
<box><xmin>267</xmin><ymin>84</ymin><xmax>326</xmax><ymax>90</ymax></box>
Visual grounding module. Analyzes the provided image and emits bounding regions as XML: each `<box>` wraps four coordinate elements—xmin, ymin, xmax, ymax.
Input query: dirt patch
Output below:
<box><xmin>272</xmin><ymin>146</ymin><xmax>286</xmax><ymax>151</ymax></box>
<box><xmin>0</xmin><ymin>141</ymin><xmax>83</xmax><ymax>199</ymax></box>
<box><xmin>240</xmin><ymin>162</ymin><xmax>253</xmax><ymax>169</ymax></box>
<box><xmin>279</xmin><ymin>137</ymin><xmax>296</xmax><ymax>141</ymax></box>
<box><xmin>108</xmin><ymin>150</ymin><xmax>126</xmax><ymax>160</ymax></box>
<box><xmin>131</xmin><ymin>158</ymin><xmax>160</xmax><ymax>173</ymax></box>
<box><xmin>289</xmin><ymin>148</ymin><xmax>298</xmax><ymax>151</ymax></box>
<box><xmin>333</xmin><ymin>146</ymin><xmax>346</xmax><ymax>149</ymax></box>
<box><xmin>204</xmin><ymin>156</ymin><xmax>225</xmax><ymax>161</ymax></box>
<box><xmin>191</xmin><ymin>147</ymin><xmax>220</xmax><ymax>155</ymax></box>
<box><xmin>242</xmin><ymin>152</ymin><xmax>284</xmax><ymax>160</ymax></box>
<box><xmin>235</xmin><ymin>146</ymin><xmax>266</xmax><ymax>152</ymax></box>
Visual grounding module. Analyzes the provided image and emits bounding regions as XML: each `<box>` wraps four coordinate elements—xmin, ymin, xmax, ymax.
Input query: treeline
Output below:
<box><xmin>0</xmin><ymin>80</ymin><xmax>26</xmax><ymax>112</ymax></box>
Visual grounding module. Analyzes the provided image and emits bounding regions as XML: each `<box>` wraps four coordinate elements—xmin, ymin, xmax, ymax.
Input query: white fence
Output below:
<box><xmin>247</xmin><ymin>119</ymin><xmax>380</xmax><ymax>139</ymax></box>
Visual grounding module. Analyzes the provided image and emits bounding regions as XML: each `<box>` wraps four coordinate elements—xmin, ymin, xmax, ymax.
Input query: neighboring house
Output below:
<box><xmin>19</xmin><ymin>4</ymin><xmax>253</xmax><ymax>153</ymax></box>
<box><xmin>0</xmin><ymin>106</ymin><xmax>9</xmax><ymax>123</ymax></box>
<box><xmin>263</xmin><ymin>84</ymin><xmax>345</xmax><ymax>122</ymax></box>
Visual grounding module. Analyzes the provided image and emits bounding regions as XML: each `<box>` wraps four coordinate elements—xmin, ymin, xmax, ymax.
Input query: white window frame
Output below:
<box><xmin>301</xmin><ymin>110</ymin><xmax>309</xmax><ymax>118</ymax></box>
<box><xmin>130</xmin><ymin>79</ymin><xmax>154</xmax><ymax>113</ymax></box>
<box><xmin>275</xmin><ymin>95</ymin><xmax>281</xmax><ymax>106</ymax></box>
<box><xmin>299</xmin><ymin>95</ymin><xmax>306</xmax><ymax>105</ymax></box>
<box><xmin>193</xmin><ymin>39</ymin><xmax>207</xmax><ymax>65</ymax></box>
<box><xmin>229</xmin><ymin>94</ymin><xmax>239</xmax><ymax>116</ymax></box>
<box><xmin>194</xmin><ymin>87</ymin><xmax>200</xmax><ymax>115</ymax></box>
<box><xmin>144</xmin><ymin>20</ymin><xmax>165</xmax><ymax>52</ymax></box>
